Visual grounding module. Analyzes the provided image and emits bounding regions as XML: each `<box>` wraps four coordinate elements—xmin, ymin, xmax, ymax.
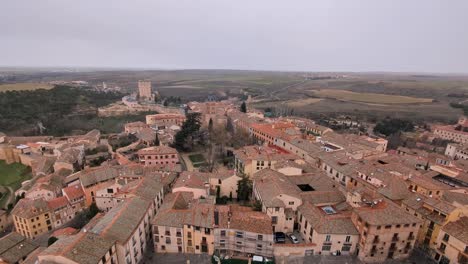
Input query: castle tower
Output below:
<box><xmin>138</xmin><ymin>80</ymin><xmax>154</xmax><ymax>102</ymax></box>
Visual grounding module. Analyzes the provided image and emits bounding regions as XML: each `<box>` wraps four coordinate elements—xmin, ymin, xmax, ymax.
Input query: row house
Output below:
<box><xmin>214</xmin><ymin>205</ymin><xmax>274</xmax><ymax>258</ymax></box>
<box><xmin>233</xmin><ymin>145</ymin><xmax>298</xmax><ymax>177</ymax></box>
<box><xmin>297</xmin><ymin>201</ymin><xmax>359</xmax><ymax>256</ymax></box>
<box><xmin>153</xmin><ymin>193</ymin><xmax>274</xmax><ymax>258</ymax></box>
<box><xmin>124</xmin><ymin>121</ymin><xmax>150</xmax><ymax>134</ymax></box>
<box><xmin>433</xmin><ymin>216</ymin><xmax>468</xmax><ymax>264</ymax></box>
<box><xmin>90</xmin><ymin>196</ymin><xmax>155</xmax><ymax>264</ymax></box>
<box><xmin>172</xmin><ymin>171</ymin><xmax>239</xmax><ymax>200</ymax></box>
<box><xmin>146</xmin><ymin>113</ymin><xmax>186</xmax><ymax>128</ymax></box>
<box><xmin>13</xmin><ymin>185</ymin><xmax>86</xmax><ymax>239</ymax></box>
<box><xmin>152</xmin><ymin>192</ymin><xmax>216</xmax><ymax>255</ymax></box>
<box><xmin>253</xmin><ymin>169</ymin><xmax>302</xmax><ymax>233</ymax></box>
<box><xmin>38</xmin><ymin>231</ymin><xmax>117</xmax><ymax>264</ymax></box>
<box><xmin>351</xmin><ymin>198</ymin><xmax>422</xmax><ymax>263</ymax></box>
<box><xmin>137</xmin><ymin>145</ymin><xmax>179</xmax><ymax>167</ymax></box>
<box><xmin>445</xmin><ymin>143</ymin><xmax>468</xmax><ymax>160</ymax></box>
<box><xmin>401</xmin><ymin>194</ymin><xmax>467</xmax><ymax>252</ymax></box>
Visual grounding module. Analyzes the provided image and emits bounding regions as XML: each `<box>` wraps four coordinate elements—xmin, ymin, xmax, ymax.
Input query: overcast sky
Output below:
<box><xmin>1</xmin><ymin>0</ymin><xmax>467</xmax><ymax>73</ymax></box>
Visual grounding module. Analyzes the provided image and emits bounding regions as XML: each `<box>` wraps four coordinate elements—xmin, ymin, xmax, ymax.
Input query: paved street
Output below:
<box><xmin>146</xmin><ymin>253</ymin><xmax>212</xmax><ymax>264</ymax></box>
<box><xmin>145</xmin><ymin>249</ymin><xmax>435</xmax><ymax>264</ymax></box>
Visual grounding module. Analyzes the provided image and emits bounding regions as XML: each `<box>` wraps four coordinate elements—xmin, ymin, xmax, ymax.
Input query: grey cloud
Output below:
<box><xmin>1</xmin><ymin>0</ymin><xmax>467</xmax><ymax>73</ymax></box>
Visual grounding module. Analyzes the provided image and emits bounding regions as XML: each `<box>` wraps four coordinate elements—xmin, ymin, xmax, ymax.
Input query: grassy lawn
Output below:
<box><xmin>0</xmin><ymin>161</ymin><xmax>32</xmax><ymax>190</ymax></box>
<box><xmin>188</xmin><ymin>154</ymin><xmax>207</xmax><ymax>168</ymax></box>
<box><xmin>189</xmin><ymin>154</ymin><xmax>206</xmax><ymax>163</ymax></box>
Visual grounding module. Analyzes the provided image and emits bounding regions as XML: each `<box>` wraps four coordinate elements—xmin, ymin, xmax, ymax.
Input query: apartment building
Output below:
<box><xmin>318</xmin><ymin>152</ymin><xmax>360</xmax><ymax>187</ymax></box>
<box><xmin>445</xmin><ymin>143</ymin><xmax>468</xmax><ymax>160</ymax></box>
<box><xmin>138</xmin><ymin>145</ymin><xmax>179</xmax><ymax>166</ymax></box>
<box><xmin>146</xmin><ymin>113</ymin><xmax>186</xmax><ymax>128</ymax></box>
<box><xmin>274</xmin><ymin>138</ymin><xmax>323</xmax><ymax>164</ymax></box>
<box><xmin>401</xmin><ymin>194</ymin><xmax>467</xmax><ymax>251</ymax></box>
<box><xmin>12</xmin><ymin>198</ymin><xmax>53</xmax><ymax>239</ymax></box>
<box><xmin>297</xmin><ymin>201</ymin><xmax>359</xmax><ymax>256</ymax></box>
<box><xmin>253</xmin><ymin>169</ymin><xmax>302</xmax><ymax>233</ymax></box>
<box><xmin>152</xmin><ymin>192</ymin><xmax>216</xmax><ymax>255</ymax></box>
<box><xmin>124</xmin><ymin>121</ymin><xmax>150</xmax><ymax>134</ymax></box>
<box><xmin>434</xmin><ymin>117</ymin><xmax>468</xmax><ymax>144</ymax></box>
<box><xmin>433</xmin><ymin>216</ymin><xmax>468</xmax><ymax>264</ymax></box>
<box><xmin>352</xmin><ymin>198</ymin><xmax>422</xmax><ymax>263</ymax></box>
<box><xmin>38</xmin><ymin>232</ymin><xmax>117</xmax><ymax>264</ymax></box>
<box><xmin>249</xmin><ymin>122</ymin><xmax>298</xmax><ymax>145</ymax></box>
<box><xmin>172</xmin><ymin>171</ymin><xmax>212</xmax><ymax>199</ymax></box>
<box><xmin>214</xmin><ymin>205</ymin><xmax>274</xmax><ymax>258</ymax></box>
<box><xmin>90</xmin><ymin>196</ymin><xmax>154</xmax><ymax>264</ymax></box>
<box><xmin>233</xmin><ymin>145</ymin><xmax>297</xmax><ymax>177</ymax></box>
<box><xmin>305</xmin><ymin>123</ymin><xmax>333</xmax><ymax>136</ymax></box>
<box><xmin>152</xmin><ymin>192</ymin><xmax>195</xmax><ymax>254</ymax></box>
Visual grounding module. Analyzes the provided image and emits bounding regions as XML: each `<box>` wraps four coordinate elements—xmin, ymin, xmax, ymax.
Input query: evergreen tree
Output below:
<box><xmin>237</xmin><ymin>173</ymin><xmax>252</xmax><ymax>201</ymax></box>
<box><xmin>240</xmin><ymin>101</ymin><xmax>247</xmax><ymax>113</ymax></box>
<box><xmin>173</xmin><ymin>113</ymin><xmax>202</xmax><ymax>151</ymax></box>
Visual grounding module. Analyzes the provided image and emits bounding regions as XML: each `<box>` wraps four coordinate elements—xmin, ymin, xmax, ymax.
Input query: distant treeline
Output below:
<box><xmin>450</xmin><ymin>102</ymin><xmax>468</xmax><ymax>115</ymax></box>
<box><xmin>0</xmin><ymin>85</ymin><xmax>124</xmax><ymax>135</ymax></box>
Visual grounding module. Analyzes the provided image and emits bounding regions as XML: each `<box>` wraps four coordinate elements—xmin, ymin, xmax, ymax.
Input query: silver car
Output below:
<box><xmin>288</xmin><ymin>233</ymin><xmax>299</xmax><ymax>244</ymax></box>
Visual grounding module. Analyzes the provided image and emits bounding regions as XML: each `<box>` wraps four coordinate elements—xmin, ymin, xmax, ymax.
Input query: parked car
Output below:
<box><xmin>287</xmin><ymin>233</ymin><xmax>299</xmax><ymax>244</ymax></box>
<box><xmin>274</xmin><ymin>232</ymin><xmax>286</xmax><ymax>243</ymax></box>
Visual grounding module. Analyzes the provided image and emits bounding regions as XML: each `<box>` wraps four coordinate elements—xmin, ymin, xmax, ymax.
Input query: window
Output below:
<box><xmin>271</xmin><ymin>216</ymin><xmax>278</xmax><ymax>224</ymax></box>
<box><xmin>439</xmin><ymin>243</ymin><xmax>446</xmax><ymax>253</ymax></box>
<box><xmin>236</xmin><ymin>231</ymin><xmax>244</xmax><ymax>238</ymax></box>
<box><xmin>258</xmin><ymin>235</ymin><xmax>263</xmax><ymax>241</ymax></box>
<box><xmin>442</xmin><ymin>233</ymin><xmax>449</xmax><ymax>242</ymax></box>
<box><xmin>275</xmin><ymin>207</ymin><xmax>280</xmax><ymax>212</ymax></box>
<box><xmin>322</xmin><ymin>243</ymin><xmax>332</xmax><ymax>251</ymax></box>
<box><xmin>220</xmin><ymin>230</ymin><xmax>226</xmax><ymax>237</ymax></box>
<box><xmin>165</xmin><ymin>237</ymin><xmax>171</xmax><ymax>244</ymax></box>
<box><xmin>385</xmin><ymin>225</ymin><xmax>392</xmax><ymax>229</ymax></box>
<box><xmin>342</xmin><ymin>244</ymin><xmax>351</xmax><ymax>251</ymax></box>
<box><xmin>345</xmin><ymin>236</ymin><xmax>351</xmax><ymax>242</ymax></box>
<box><xmin>289</xmin><ymin>201</ymin><xmax>294</xmax><ymax>205</ymax></box>
<box><xmin>325</xmin><ymin>235</ymin><xmax>331</xmax><ymax>242</ymax></box>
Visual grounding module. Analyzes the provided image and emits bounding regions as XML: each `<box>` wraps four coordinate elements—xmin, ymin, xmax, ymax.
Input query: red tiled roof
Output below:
<box><xmin>48</xmin><ymin>196</ymin><xmax>68</xmax><ymax>210</ymax></box>
<box><xmin>62</xmin><ymin>185</ymin><xmax>85</xmax><ymax>201</ymax></box>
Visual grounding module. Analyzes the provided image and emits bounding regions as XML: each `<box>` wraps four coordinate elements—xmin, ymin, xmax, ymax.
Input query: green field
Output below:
<box><xmin>0</xmin><ymin>161</ymin><xmax>32</xmax><ymax>190</ymax></box>
<box><xmin>0</xmin><ymin>82</ymin><xmax>54</xmax><ymax>92</ymax></box>
<box><xmin>311</xmin><ymin>89</ymin><xmax>433</xmax><ymax>104</ymax></box>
